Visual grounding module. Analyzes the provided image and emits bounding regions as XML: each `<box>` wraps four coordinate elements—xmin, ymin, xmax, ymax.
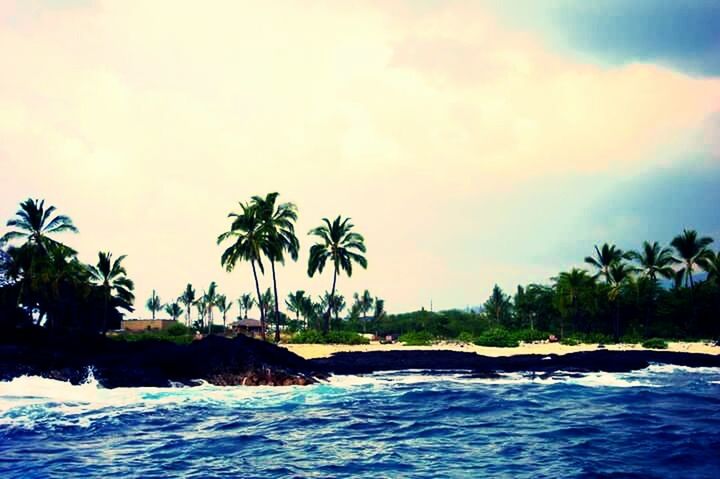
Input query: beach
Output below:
<box><xmin>283</xmin><ymin>341</ymin><xmax>720</xmax><ymax>359</ymax></box>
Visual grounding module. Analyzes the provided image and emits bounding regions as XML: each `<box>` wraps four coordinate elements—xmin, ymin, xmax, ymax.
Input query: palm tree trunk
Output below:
<box><xmin>251</xmin><ymin>260</ymin><xmax>266</xmax><ymax>340</ymax></box>
<box><xmin>102</xmin><ymin>287</ymin><xmax>109</xmax><ymax>335</ymax></box>
<box><xmin>270</xmin><ymin>260</ymin><xmax>281</xmax><ymax>343</ymax></box>
<box><xmin>614</xmin><ymin>302</ymin><xmax>621</xmax><ymax>343</ymax></box>
<box><xmin>325</xmin><ymin>267</ymin><xmax>338</xmax><ymax>335</ymax></box>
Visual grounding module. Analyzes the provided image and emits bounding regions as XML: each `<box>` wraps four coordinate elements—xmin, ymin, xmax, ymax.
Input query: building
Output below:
<box><xmin>232</xmin><ymin>318</ymin><xmax>263</xmax><ymax>337</ymax></box>
<box><xmin>121</xmin><ymin>319</ymin><xmax>178</xmax><ymax>332</ymax></box>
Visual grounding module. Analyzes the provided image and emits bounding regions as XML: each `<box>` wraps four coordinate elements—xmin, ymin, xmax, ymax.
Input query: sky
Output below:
<box><xmin>1</xmin><ymin>0</ymin><xmax>719</xmax><ymax>317</ymax></box>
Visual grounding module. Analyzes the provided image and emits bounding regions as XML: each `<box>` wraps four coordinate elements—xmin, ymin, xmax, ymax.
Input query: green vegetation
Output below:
<box><xmin>474</xmin><ymin>329</ymin><xmax>519</xmax><ymax>348</ymax></box>
<box><xmin>1</xmin><ymin>196</ymin><xmax>719</xmax><ymax>351</ymax></box>
<box><xmin>289</xmin><ymin>330</ymin><xmax>369</xmax><ymax>345</ymax></box>
<box><xmin>112</xmin><ymin>323</ymin><xmax>194</xmax><ymax>345</ymax></box>
<box><xmin>642</xmin><ymin>338</ymin><xmax>669</xmax><ymax>349</ymax></box>
<box><xmin>399</xmin><ymin>331</ymin><xmax>434</xmax><ymax>346</ymax></box>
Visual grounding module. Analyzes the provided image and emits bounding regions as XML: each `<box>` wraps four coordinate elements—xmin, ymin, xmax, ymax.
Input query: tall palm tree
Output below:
<box><xmin>216</xmin><ymin>294</ymin><xmax>232</xmax><ymax>330</ymax></box>
<box><xmin>607</xmin><ymin>262</ymin><xmax>634</xmax><ymax>342</ymax></box>
<box><xmin>238</xmin><ymin>293</ymin><xmax>255</xmax><ymax>319</ymax></box>
<box><xmin>671</xmin><ymin>229</ymin><xmax>714</xmax><ymax>329</ymax></box>
<box><xmin>218</xmin><ymin>202</ymin><xmax>269</xmax><ymax>340</ymax></box>
<box><xmin>553</xmin><ymin>268</ymin><xmax>594</xmax><ymax>339</ymax></box>
<box><xmin>164</xmin><ymin>302</ymin><xmax>184</xmax><ymax>321</ymax></box>
<box><xmin>629</xmin><ymin>241</ymin><xmax>675</xmax><ymax>281</ymax></box>
<box><xmin>251</xmin><ymin>193</ymin><xmax>300</xmax><ymax>342</ymax></box>
<box><xmin>203</xmin><ymin>281</ymin><xmax>219</xmax><ymax>335</ymax></box>
<box><xmin>286</xmin><ymin>290</ymin><xmax>306</xmax><ymax>325</ymax></box>
<box><xmin>146</xmin><ymin>290</ymin><xmax>162</xmax><ymax>320</ymax></box>
<box><xmin>1</xmin><ymin>198</ymin><xmax>78</xmax><ymax>251</ymax></box>
<box><xmin>87</xmin><ymin>252</ymin><xmax>135</xmax><ymax>334</ymax></box>
<box><xmin>671</xmin><ymin>229</ymin><xmax>714</xmax><ymax>288</ymax></box>
<box><xmin>584</xmin><ymin>243</ymin><xmax>629</xmax><ymax>283</ymax></box>
<box><xmin>308</xmin><ymin>216</ymin><xmax>367</xmax><ymax>334</ymax></box>
<box><xmin>179</xmin><ymin>284</ymin><xmax>196</xmax><ymax>327</ymax></box>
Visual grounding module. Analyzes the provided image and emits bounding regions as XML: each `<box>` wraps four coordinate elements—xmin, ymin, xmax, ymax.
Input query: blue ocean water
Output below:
<box><xmin>1</xmin><ymin>365</ymin><xmax>720</xmax><ymax>478</ymax></box>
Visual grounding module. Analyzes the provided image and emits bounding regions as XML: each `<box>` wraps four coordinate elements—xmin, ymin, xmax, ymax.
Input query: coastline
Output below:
<box><xmin>282</xmin><ymin>341</ymin><xmax>720</xmax><ymax>360</ymax></box>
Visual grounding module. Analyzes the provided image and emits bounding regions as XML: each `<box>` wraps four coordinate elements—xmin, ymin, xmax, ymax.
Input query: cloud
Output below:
<box><xmin>1</xmin><ymin>0</ymin><xmax>719</xmax><ymax>311</ymax></box>
<box><xmin>482</xmin><ymin>0</ymin><xmax>720</xmax><ymax>77</ymax></box>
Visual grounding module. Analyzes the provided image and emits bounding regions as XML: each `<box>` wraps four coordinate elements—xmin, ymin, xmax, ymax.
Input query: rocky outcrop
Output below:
<box><xmin>0</xmin><ymin>333</ymin><xmax>322</xmax><ymax>388</ymax></box>
<box><xmin>308</xmin><ymin>349</ymin><xmax>720</xmax><ymax>376</ymax></box>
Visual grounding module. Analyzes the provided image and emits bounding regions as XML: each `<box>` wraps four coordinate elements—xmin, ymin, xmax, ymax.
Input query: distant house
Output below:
<box><xmin>232</xmin><ymin>318</ymin><xmax>263</xmax><ymax>337</ymax></box>
<box><xmin>121</xmin><ymin>319</ymin><xmax>178</xmax><ymax>332</ymax></box>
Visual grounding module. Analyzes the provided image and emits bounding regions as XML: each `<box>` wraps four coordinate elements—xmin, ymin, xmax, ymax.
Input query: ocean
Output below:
<box><xmin>2</xmin><ymin>365</ymin><xmax>720</xmax><ymax>478</ymax></box>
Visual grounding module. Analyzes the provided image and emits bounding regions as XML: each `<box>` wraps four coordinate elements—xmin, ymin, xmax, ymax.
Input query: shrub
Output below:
<box><xmin>560</xmin><ymin>337</ymin><xmax>581</xmax><ymax>346</ymax></box>
<box><xmin>288</xmin><ymin>330</ymin><xmax>369</xmax><ymax>345</ymax></box>
<box><xmin>580</xmin><ymin>333</ymin><xmax>613</xmax><ymax>344</ymax></box>
<box><xmin>166</xmin><ymin>323</ymin><xmax>191</xmax><ymax>337</ymax></box>
<box><xmin>456</xmin><ymin>332</ymin><xmax>475</xmax><ymax>344</ymax></box>
<box><xmin>474</xmin><ymin>328</ymin><xmax>519</xmax><ymax>348</ymax></box>
<box><xmin>620</xmin><ymin>332</ymin><xmax>643</xmax><ymax>344</ymax></box>
<box><xmin>512</xmin><ymin>329</ymin><xmax>550</xmax><ymax>343</ymax></box>
<box><xmin>111</xmin><ymin>331</ymin><xmax>194</xmax><ymax>345</ymax></box>
<box><xmin>642</xmin><ymin>338</ymin><xmax>668</xmax><ymax>349</ymax></box>
<box><xmin>399</xmin><ymin>331</ymin><xmax>434</xmax><ymax>346</ymax></box>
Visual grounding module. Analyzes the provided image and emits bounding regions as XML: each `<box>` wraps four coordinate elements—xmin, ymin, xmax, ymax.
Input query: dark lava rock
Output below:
<box><xmin>0</xmin><ymin>333</ymin><xmax>322</xmax><ymax>388</ymax></box>
<box><xmin>308</xmin><ymin>349</ymin><xmax>720</xmax><ymax>376</ymax></box>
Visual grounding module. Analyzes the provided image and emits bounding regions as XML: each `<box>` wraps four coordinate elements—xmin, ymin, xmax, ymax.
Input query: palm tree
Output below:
<box><xmin>671</xmin><ymin>229</ymin><xmax>714</xmax><ymax>288</ymax></box>
<box><xmin>164</xmin><ymin>302</ymin><xmax>184</xmax><ymax>321</ymax></box>
<box><xmin>238</xmin><ymin>293</ymin><xmax>255</xmax><ymax>319</ymax></box>
<box><xmin>203</xmin><ymin>281</ymin><xmax>219</xmax><ymax>335</ymax></box>
<box><xmin>1</xmin><ymin>198</ymin><xmax>78</xmax><ymax>251</ymax></box>
<box><xmin>308</xmin><ymin>216</ymin><xmax>367</xmax><ymax>334</ymax></box>
<box><xmin>179</xmin><ymin>284</ymin><xmax>195</xmax><ymax>327</ymax></box>
<box><xmin>671</xmin><ymin>229</ymin><xmax>714</xmax><ymax>329</ymax></box>
<box><xmin>698</xmin><ymin>250</ymin><xmax>720</xmax><ymax>284</ymax></box>
<box><xmin>353</xmin><ymin>289</ymin><xmax>374</xmax><ymax>332</ymax></box>
<box><xmin>584</xmin><ymin>243</ymin><xmax>630</xmax><ymax>283</ymax></box>
<box><xmin>629</xmin><ymin>241</ymin><xmax>675</xmax><ymax>281</ymax></box>
<box><xmin>260</xmin><ymin>288</ymin><xmax>274</xmax><ymax>324</ymax></box>
<box><xmin>216</xmin><ymin>294</ymin><xmax>232</xmax><ymax>330</ymax></box>
<box><xmin>218</xmin><ymin>202</ymin><xmax>269</xmax><ymax>340</ymax></box>
<box><xmin>607</xmin><ymin>262</ymin><xmax>634</xmax><ymax>342</ymax></box>
<box><xmin>286</xmin><ymin>290</ymin><xmax>306</xmax><ymax>325</ymax></box>
<box><xmin>195</xmin><ymin>299</ymin><xmax>207</xmax><ymax>331</ymax></box>
<box><xmin>87</xmin><ymin>252</ymin><xmax>135</xmax><ymax>334</ymax></box>
<box><xmin>146</xmin><ymin>290</ymin><xmax>162</xmax><ymax>320</ymax></box>
<box><xmin>323</xmin><ymin>291</ymin><xmax>345</xmax><ymax>323</ymax></box>
<box><xmin>251</xmin><ymin>193</ymin><xmax>299</xmax><ymax>342</ymax></box>
<box><xmin>553</xmin><ymin>268</ymin><xmax>594</xmax><ymax>339</ymax></box>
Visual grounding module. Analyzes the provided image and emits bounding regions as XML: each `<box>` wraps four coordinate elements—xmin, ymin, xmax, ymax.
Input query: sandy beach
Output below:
<box><xmin>282</xmin><ymin>341</ymin><xmax>720</xmax><ymax>360</ymax></box>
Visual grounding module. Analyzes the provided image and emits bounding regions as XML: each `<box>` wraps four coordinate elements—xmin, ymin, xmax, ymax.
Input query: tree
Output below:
<box><xmin>698</xmin><ymin>250</ymin><xmax>720</xmax><ymax>284</ymax></box>
<box><xmin>87</xmin><ymin>252</ymin><xmax>135</xmax><ymax>334</ymax></box>
<box><xmin>671</xmin><ymin>229</ymin><xmax>714</xmax><ymax>329</ymax></box>
<box><xmin>585</xmin><ymin>243</ymin><xmax>630</xmax><ymax>283</ymax></box>
<box><xmin>252</xmin><ymin>193</ymin><xmax>299</xmax><ymax>342</ymax></box>
<box><xmin>195</xmin><ymin>299</ymin><xmax>207</xmax><ymax>332</ymax></box>
<box><xmin>238</xmin><ymin>293</ymin><xmax>255</xmax><ymax>319</ymax></box>
<box><xmin>554</xmin><ymin>269</ymin><xmax>594</xmax><ymax>339</ymax></box>
<box><xmin>671</xmin><ymin>229</ymin><xmax>714</xmax><ymax>289</ymax></box>
<box><xmin>146</xmin><ymin>290</ymin><xmax>162</xmax><ymax>320</ymax></box>
<box><xmin>484</xmin><ymin>285</ymin><xmax>512</xmax><ymax>326</ymax></box>
<box><xmin>353</xmin><ymin>289</ymin><xmax>374</xmax><ymax>332</ymax></box>
<box><xmin>165</xmin><ymin>302</ymin><xmax>184</xmax><ymax>321</ymax></box>
<box><xmin>308</xmin><ymin>216</ymin><xmax>367</xmax><ymax>334</ymax></box>
<box><xmin>629</xmin><ymin>241</ymin><xmax>675</xmax><ymax>281</ymax></box>
<box><xmin>179</xmin><ymin>284</ymin><xmax>196</xmax><ymax>327</ymax></box>
<box><xmin>216</xmin><ymin>294</ymin><xmax>232</xmax><ymax>330</ymax></box>
<box><xmin>203</xmin><ymin>281</ymin><xmax>219</xmax><ymax>335</ymax></box>
<box><xmin>260</xmin><ymin>288</ymin><xmax>274</xmax><ymax>323</ymax></box>
<box><xmin>218</xmin><ymin>202</ymin><xmax>269</xmax><ymax>340</ymax></box>
<box><xmin>607</xmin><ymin>262</ymin><xmax>634</xmax><ymax>342</ymax></box>
<box><xmin>1</xmin><ymin>198</ymin><xmax>78</xmax><ymax>251</ymax></box>
<box><xmin>285</xmin><ymin>290</ymin><xmax>306</xmax><ymax>326</ymax></box>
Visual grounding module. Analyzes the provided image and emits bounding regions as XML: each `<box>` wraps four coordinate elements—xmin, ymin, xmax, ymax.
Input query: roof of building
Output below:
<box><xmin>233</xmin><ymin>318</ymin><xmax>262</xmax><ymax>328</ymax></box>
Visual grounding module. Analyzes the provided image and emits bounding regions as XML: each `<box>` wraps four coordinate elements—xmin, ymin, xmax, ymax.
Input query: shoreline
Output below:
<box><xmin>282</xmin><ymin>341</ymin><xmax>720</xmax><ymax>360</ymax></box>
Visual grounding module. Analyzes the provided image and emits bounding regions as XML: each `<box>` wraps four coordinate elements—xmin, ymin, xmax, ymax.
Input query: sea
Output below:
<box><xmin>1</xmin><ymin>364</ymin><xmax>720</xmax><ymax>478</ymax></box>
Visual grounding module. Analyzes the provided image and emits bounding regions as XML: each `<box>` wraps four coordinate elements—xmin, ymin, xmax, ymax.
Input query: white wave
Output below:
<box><xmin>643</xmin><ymin>363</ymin><xmax>720</xmax><ymax>375</ymax></box>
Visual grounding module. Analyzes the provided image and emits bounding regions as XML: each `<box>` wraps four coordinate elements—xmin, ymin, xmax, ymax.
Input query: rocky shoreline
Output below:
<box><xmin>2</xmin><ymin>333</ymin><xmax>719</xmax><ymax>388</ymax></box>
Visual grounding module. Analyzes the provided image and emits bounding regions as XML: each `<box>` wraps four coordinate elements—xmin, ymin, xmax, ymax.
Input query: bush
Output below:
<box><xmin>560</xmin><ymin>337</ymin><xmax>581</xmax><ymax>346</ymax></box>
<box><xmin>399</xmin><ymin>331</ymin><xmax>434</xmax><ymax>346</ymax></box>
<box><xmin>166</xmin><ymin>323</ymin><xmax>191</xmax><ymax>337</ymax></box>
<box><xmin>288</xmin><ymin>330</ymin><xmax>369</xmax><ymax>345</ymax></box>
<box><xmin>474</xmin><ymin>328</ymin><xmax>519</xmax><ymax>348</ymax></box>
<box><xmin>111</xmin><ymin>331</ymin><xmax>194</xmax><ymax>345</ymax></box>
<box><xmin>456</xmin><ymin>332</ymin><xmax>475</xmax><ymax>344</ymax></box>
<box><xmin>512</xmin><ymin>329</ymin><xmax>550</xmax><ymax>343</ymax></box>
<box><xmin>620</xmin><ymin>332</ymin><xmax>643</xmax><ymax>344</ymax></box>
<box><xmin>642</xmin><ymin>338</ymin><xmax>668</xmax><ymax>349</ymax></box>
<box><xmin>579</xmin><ymin>333</ymin><xmax>614</xmax><ymax>345</ymax></box>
